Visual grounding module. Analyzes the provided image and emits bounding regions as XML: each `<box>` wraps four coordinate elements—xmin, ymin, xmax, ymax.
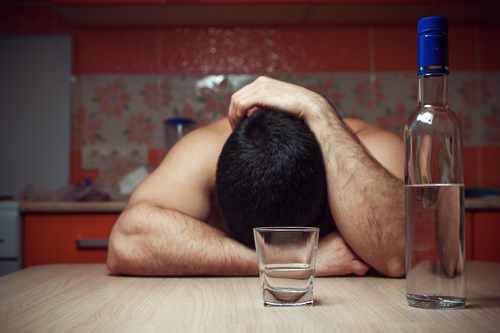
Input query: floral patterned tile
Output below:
<box><xmin>71</xmin><ymin>71</ymin><xmax>500</xmax><ymax>151</ymax></box>
<box><xmin>449</xmin><ymin>72</ymin><xmax>478</xmax><ymax>146</ymax></box>
<box><xmin>371</xmin><ymin>72</ymin><xmax>415</xmax><ymax>137</ymax></box>
<box><xmin>163</xmin><ymin>74</ymin><xmax>259</xmax><ymax>128</ymax></box>
<box><xmin>450</xmin><ymin>71</ymin><xmax>500</xmax><ymax>146</ymax></box>
<box><xmin>270</xmin><ymin>72</ymin><xmax>371</xmax><ymax>120</ymax></box>
<box><xmin>71</xmin><ymin>75</ymin><xmax>165</xmax><ymax>149</ymax></box>
<box><xmin>479</xmin><ymin>72</ymin><xmax>500</xmax><ymax>145</ymax></box>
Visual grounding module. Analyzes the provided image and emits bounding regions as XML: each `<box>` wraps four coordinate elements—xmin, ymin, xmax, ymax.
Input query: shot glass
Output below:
<box><xmin>253</xmin><ymin>227</ymin><xmax>320</xmax><ymax>307</ymax></box>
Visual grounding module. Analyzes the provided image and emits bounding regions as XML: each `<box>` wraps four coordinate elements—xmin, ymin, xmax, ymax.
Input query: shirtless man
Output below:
<box><xmin>107</xmin><ymin>77</ymin><xmax>405</xmax><ymax>278</ymax></box>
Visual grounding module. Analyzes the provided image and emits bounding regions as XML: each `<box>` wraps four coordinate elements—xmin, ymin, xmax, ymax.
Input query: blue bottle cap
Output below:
<box><xmin>417</xmin><ymin>16</ymin><xmax>449</xmax><ymax>75</ymax></box>
<box><xmin>418</xmin><ymin>16</ymin><xmax>448</xmax><ymax>35</ymax></box>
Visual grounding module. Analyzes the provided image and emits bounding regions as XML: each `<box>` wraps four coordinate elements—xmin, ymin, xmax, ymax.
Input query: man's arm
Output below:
<box><xmin>228</xmin><ymin>76</ymin><xmax>405</xmax><ymax>277</ymax></box>
<box><xmin>107</xmin><ymin>120</ymin><xmax>258</xmax><ymax>276</ymax></box>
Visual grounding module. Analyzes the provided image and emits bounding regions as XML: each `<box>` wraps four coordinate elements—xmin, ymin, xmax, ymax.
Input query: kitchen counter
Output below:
<box><xmin>19</xmin><ymin>201</ymin><xmax>127</xmax><ymax>213</ymax></box>
<box><xmin>0</xmin><ymin>262</ymin><xmax>499</xmax><ymax>332</ymax></box>
<box><xmin>18</xmin><ymin>197</ymin><xmax>500</xmax><ymax>213</ymax></box>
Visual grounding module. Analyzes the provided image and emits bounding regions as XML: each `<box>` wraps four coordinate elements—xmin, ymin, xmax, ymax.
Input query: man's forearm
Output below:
<box><xmin>308</xmin><ymin>110</ymin><xmax>405</xmax><ymax>277</ymax></box>
<box><xmin>107</xmin><ymin>202</ymin><xmax>259</xmax><ymax>276</ymax></box>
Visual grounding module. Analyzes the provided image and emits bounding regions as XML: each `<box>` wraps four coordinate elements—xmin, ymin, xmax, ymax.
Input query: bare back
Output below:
<box><xmin>129</xmin><ymin>117</ymin><xmax>403</xmax><ymax>236</ymax></box>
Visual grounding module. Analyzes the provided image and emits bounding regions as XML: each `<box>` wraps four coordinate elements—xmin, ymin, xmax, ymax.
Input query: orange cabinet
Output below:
<box><xmin>24</xmin><ymin>214</ymin><xmax>118</xmax><ymax>268</ymax></box>
<box><xmin>22</xmin><ymin>210</ymin><xmax>499</xmax><ymax>268</ymax></box>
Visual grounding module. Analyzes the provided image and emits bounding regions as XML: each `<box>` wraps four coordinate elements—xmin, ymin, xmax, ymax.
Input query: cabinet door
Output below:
<box><xmin>473</xmin><ymin>212</ymin><xmax>500</xmax><ymax>263</ymax></box>
<box><xmin>24</xmin><ymin>214</ymin><xmax>118</xmax><ymax>267</ymax></box>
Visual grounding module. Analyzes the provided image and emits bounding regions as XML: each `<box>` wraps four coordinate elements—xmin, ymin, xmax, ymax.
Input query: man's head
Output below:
<box><xmin>215</xmin><ymin>109</ymin><xmax>327</xmax><ymax>248</ymax></box>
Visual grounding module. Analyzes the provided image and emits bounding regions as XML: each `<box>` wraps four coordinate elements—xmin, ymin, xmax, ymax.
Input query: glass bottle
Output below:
<box><xmin>404</xmin><ymin>16</ymin><xmax>466</xmax><ymax>309</ymax></box>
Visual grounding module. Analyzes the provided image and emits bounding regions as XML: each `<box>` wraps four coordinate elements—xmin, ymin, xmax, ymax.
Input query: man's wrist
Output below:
<box><xmin>303</xmin><ymin>97</ymin><xmax>340</xmax><ymax>133</ymax></box>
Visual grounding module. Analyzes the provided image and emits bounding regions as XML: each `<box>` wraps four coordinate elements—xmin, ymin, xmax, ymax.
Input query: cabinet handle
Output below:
<box><xmin>76</xmin><ymin>239</ymin><xmax>108</xmax><ymax>249</ymax></box>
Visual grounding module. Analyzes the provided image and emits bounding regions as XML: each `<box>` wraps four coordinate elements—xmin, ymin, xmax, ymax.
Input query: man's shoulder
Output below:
<box><xmin>174</xmin><ymin>117</ymin><xmax>232</xmax><ymax>155</ymax></box>
<box><xmin>343</xmin><ymin>118</ymin><xmax>382</xmax><ymax>136</ymax></box>
<box><xmin>188</xmin><ymin>117</ymin><xmax>232</xmax><ymax>143</ymax></box>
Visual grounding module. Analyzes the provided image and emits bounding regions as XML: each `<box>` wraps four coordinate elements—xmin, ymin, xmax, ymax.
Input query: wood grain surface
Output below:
<box><xmin>0</xmin><ymin>262</ymin><xmax>499</xmax><ymax>332</ymax></box>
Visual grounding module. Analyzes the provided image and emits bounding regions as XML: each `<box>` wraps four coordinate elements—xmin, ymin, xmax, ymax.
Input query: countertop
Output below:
<box><xmin>0</xmin><ymin>262</ymin><xmax>499</xmax><ymax>332</ymax></box>
<box><xmin>18</xmin><ymin>197</ymin><xmax>500</xmax><ymax>213</ymax></box>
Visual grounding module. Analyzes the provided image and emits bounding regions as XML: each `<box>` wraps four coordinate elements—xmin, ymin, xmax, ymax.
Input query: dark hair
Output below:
<box><xmin>215</xmin><ymin>109</ymin><xmax>327</xmax><ymax>248</ymax></box>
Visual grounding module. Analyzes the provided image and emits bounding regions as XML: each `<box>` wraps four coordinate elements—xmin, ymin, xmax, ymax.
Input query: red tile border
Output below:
<box><xmin>372</xmin><ymin>25</ymin><xmax>415</xmax><ymax>72</ymax></box>
<box><xmin>162</xmin><ymin>26</ymin><xmax>265</xmax><ymax>74</ymax></box>
<box><xmin>449</xmin><ymin>25</ymin><xmax>476</xmax><ymax>71</ymax></box>
<box><xmin>480</xmin><ymin>146</ymin><xmax>500</xmax><ymax>188</ymax></box>
<box><xmin>266</xmin><ymin>26</ymin><xmax>370</xmax><ymax>73</ymax></box>
<box><xmin>479</xmin><ymin>26</ymin><xmax>500</xmax><ymax>71</ymax></box>
<box><xmin>70</xmin><ymin>149</ymin><xmax>99</xmax><ymax>184</ymax></box>
<box><xmin>148</xmin><ymin>148</ymin><xmax>166</xmax><ymax>167</ymax></box>
<box><xmin>464</xmin><ymin>146</ymin><xmax>478</xmax><ymax>188</ymax></box>
<box><xmin>56</xmin><ymin>14</ymin><xmax>159</xmax><ymax>74</ymax></box>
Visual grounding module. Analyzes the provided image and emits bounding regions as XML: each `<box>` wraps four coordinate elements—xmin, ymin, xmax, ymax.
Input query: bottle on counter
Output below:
<box><xmin>404</xmin><ymin>16</ymin><xmax>466</xmax><ymax>309</ymax></box>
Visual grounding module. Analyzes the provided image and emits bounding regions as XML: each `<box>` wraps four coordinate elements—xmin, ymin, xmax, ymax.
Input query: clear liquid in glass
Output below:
<box><xmin>261</xmin><ymin>263</ymin><xmax>314</xmax><ymax>307</ymax></box>
<box><xmin>405</xmin><ymin>184</ymin><xmax>466</xmax><ymax>309</ymax></box>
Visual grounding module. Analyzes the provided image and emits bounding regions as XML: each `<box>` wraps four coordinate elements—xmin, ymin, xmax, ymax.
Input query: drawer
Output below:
<box><xmin>24</xmin><ymin>214</ymin><xmax>118</xmax><ymax>267</ymax></box>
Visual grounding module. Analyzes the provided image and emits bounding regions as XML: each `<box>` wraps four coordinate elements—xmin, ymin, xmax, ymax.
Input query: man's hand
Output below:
<box><xmin>315</xmin><ymin>232</ymin><xmax>370</xmax><ymax>277</ymax></box>
<box><xmin>228</xmin><ymin>76</ymin><xmax>332</xmax><ymax>130</ymax></box>
<box><xmin>228</xmin><ymin>76</ymin><xmax>405</xmax><ymax>277</ymax></box>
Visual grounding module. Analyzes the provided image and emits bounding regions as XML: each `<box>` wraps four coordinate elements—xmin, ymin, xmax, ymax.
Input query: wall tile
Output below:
<box><xmin>464</xmin><ymin>147</ymin><xmax>478</xmax><ymax>188</ymax></box>
<box><xmin>270</xmin><ymin>72</ymin><xmax>370</xmax><ymax>119</ymax></box>
<box><xmin>0</xmin><ymin>5</ymin><xmax>53</xmax><ymax>34</ymax></box>
<box><xmin>481</xmin><ymin>146</ymin><xmax>500</xmax><ymax>188</ymax></box>
<box><xmin>373</xmin><ymin>26</ymin><xmax>415</xmax><ymax>72</ymax></box>
<box><xmin>465</xmin><ymin>211</ymin><xmax>472</xmax><ymax>260</ymax></box>
<box><xmin>448</xmin><ymin>25</ymin><xmax>477</xmax><ymax>71</ymax></box>
<box><xmin>373</xmin><ymin>25</ymin><xmax>477</xmax><ymax>72</ymax></box>
<box><xmin>266</xmin><ymin>26</ymin><xmax>370</xmax><ymax>73</ymax></box>
<box><xmin>56</xmin><ymin>15</ymin><xmax>159</xmax><ymax>74</ymax></box>
<box><xmin>162</xmin><ymin>27</ymin><xmax>265</xmax><ymax>74</ymax></box>
<box><xmin>480</xmin><ymin>72</ymin><xmax>500</xmax><ymax>146</ymax></box>
<box><xmin>473</xmin><ymin>212</ymin><xmax>500</xmax><ymax>263</ymax></box>
<box><xmin>70</xmin><ymin>149</ymin><xmax>98</xmax><ymax>184</ymax></box>
<box><xmin>449</xmin><ymin>71</ymin><xmax>482</xmax><ymax>147</ymax></box>
<box><xmin>72</xmin><ymin>75</ymin><xmax>166</xmax><ymax>149</ymax></box>
<box><xmin>148</xmin><ymin>148</ymin><xmax>166</xmax><ymax>167</ymax></box>
<box><xmin>373</xmin><ymin>72</ymin><xmax>415</xmax><ymax>137</ymax></box>
<box><xmin>479</xmin><ymin>26</ymin><xmax>500</xmax><ymax>71</ymax></box>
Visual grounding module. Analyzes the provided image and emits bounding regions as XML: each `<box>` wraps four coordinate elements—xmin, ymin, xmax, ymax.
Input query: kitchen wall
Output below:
<box><xmin>2</xmin><ymin>1</ymin><xmax>500</xmax><ymax>190</ymax></box>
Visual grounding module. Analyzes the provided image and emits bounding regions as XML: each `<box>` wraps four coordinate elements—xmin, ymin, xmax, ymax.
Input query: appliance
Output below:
<box><xmin>0</xmin><ymin>35</ymin><xmax>72</xmax><ymax>275</ymax></box>
<box><xmin>0</xmin><ymin>201</ymin><xmax>21</xmax><ymax>276</ymax></box>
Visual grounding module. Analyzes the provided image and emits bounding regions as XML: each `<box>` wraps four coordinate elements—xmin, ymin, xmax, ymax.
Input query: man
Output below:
<box><xmin>216</xmin><ymin>109</ymin><xmax>328</xmax><ymax>248</ymax></box>
<box><xmin>107</xmin><ymin>77</ymin><xmax>405</xmax><ymax>278</ymax></box>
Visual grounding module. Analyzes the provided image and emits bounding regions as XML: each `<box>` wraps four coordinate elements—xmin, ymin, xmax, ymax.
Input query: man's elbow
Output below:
<box><xmin>106</xmin><ymin>216</ymin><xmax>145</xmax><ymax>276</ymax></box>
<box><xmin>106</xmin><ymin>235</ymin><xmax>129</xmax><ymax>275</ymax></box>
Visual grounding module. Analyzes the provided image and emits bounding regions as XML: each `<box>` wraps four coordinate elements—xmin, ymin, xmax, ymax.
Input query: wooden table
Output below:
<box><xmin>1</xmin><ymin>262</ymin><xmax>499</xmax><ymax>332</ymax></box>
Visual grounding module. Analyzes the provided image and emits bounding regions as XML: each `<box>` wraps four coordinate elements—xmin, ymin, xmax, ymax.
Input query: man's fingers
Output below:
<box><xmin>228</xmin><ymin>84</ymin><xmax>258</xmax><ymax>130</ymax></box>
<box><xmin>247</xmin><ymin>106</ymin><xmax>264</xmax><ymax>117</ymax></box>
<box><xmin>228</xmin><ymin>76</ymin><xmax>274</xmax><ymax>130</ymax></box>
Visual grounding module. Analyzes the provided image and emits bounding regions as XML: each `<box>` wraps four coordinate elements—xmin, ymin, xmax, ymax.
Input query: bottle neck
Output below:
<box><xmin>418</xmin><ymin>73</ymin><xmax>448</xmax><ymax>108</ymax></box>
